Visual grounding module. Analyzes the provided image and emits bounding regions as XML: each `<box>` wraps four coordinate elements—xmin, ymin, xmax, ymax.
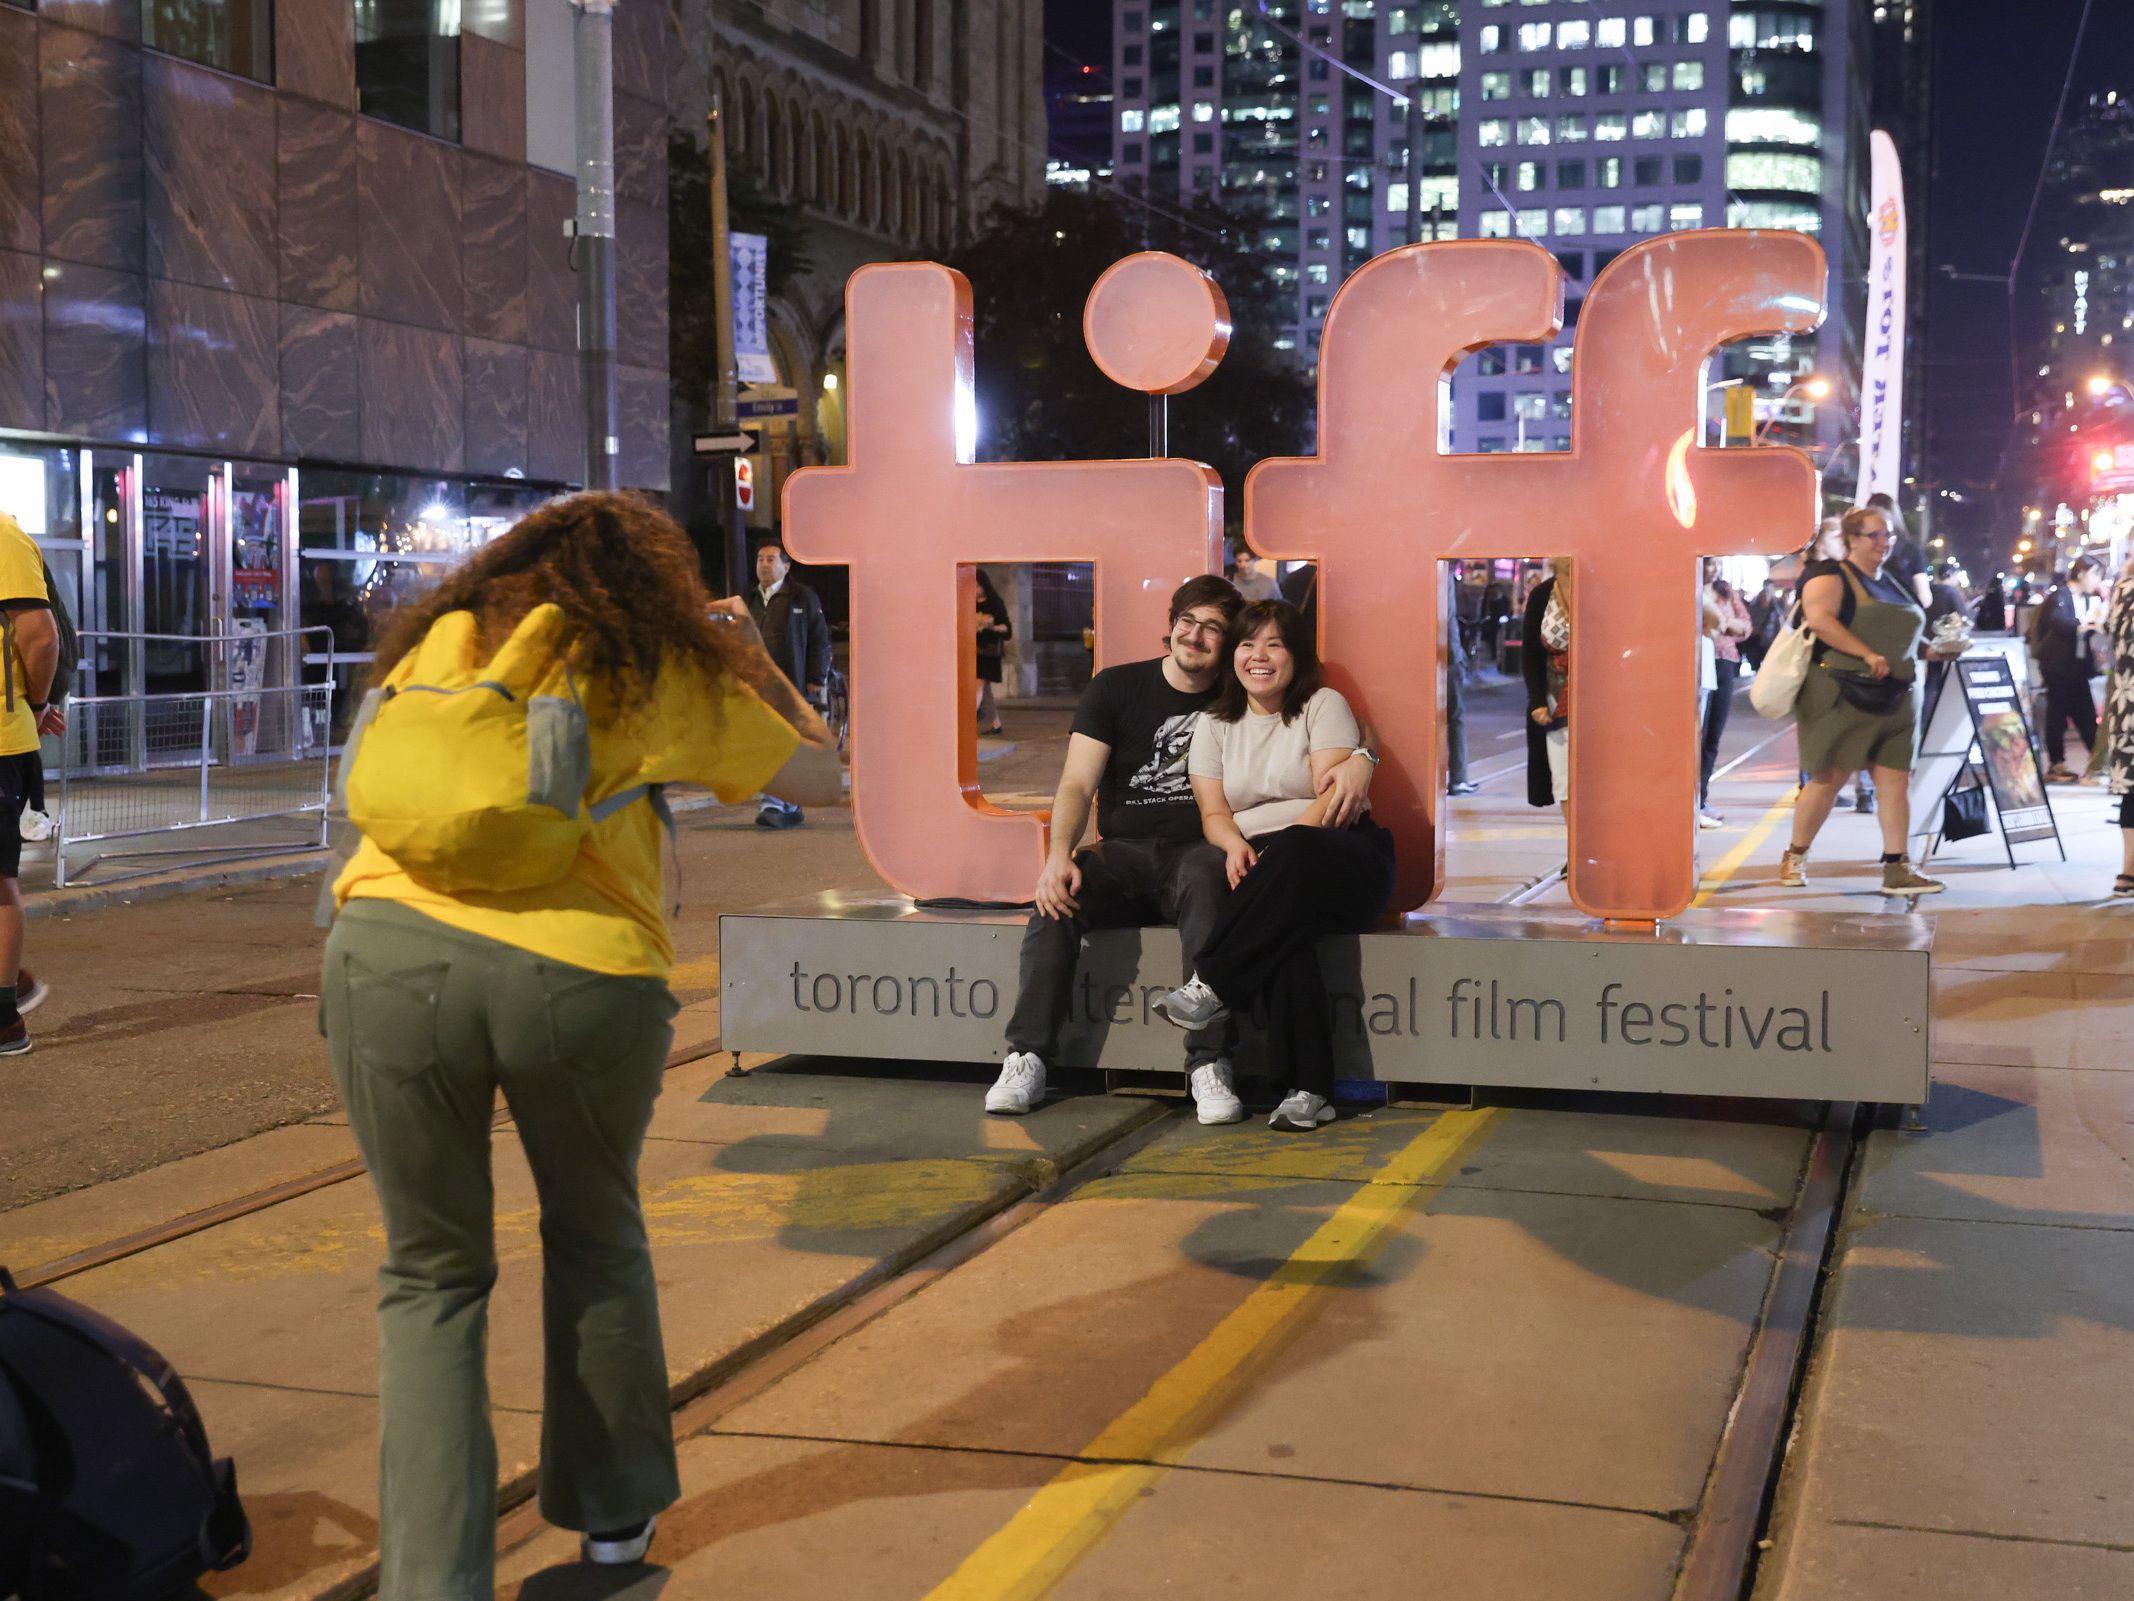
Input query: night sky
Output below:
<box><xmin>1041</xmin><ymin>0</ymin><xmax>2131</xmax><ymax>531</ymax></box>
<box><xmin>1923</xmin><ymin>0</ymin><xmax>2128</xmax><ymax>520</ymax></box>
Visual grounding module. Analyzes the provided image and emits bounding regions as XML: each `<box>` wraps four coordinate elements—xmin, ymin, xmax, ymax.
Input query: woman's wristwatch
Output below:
<box><xmin>1352</xmin><ymin>746</ymin><xmax>1380</xmax><ymax>765</ymax></box>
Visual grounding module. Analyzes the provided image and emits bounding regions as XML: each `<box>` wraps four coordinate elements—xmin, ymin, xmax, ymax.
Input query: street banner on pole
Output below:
<box><xmin>1855</xmin><ymin>129</ymin><xmax>1907</xmax><ymax>505</ymax></box>
<box><xmin>730</xmin><ymin>231</ymin><xmax>778</xmax><ymax>384</ymax></box>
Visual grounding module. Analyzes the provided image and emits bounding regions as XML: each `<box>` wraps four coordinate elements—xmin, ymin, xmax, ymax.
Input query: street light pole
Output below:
<box><xmin>571</xmin><ymin>0</ymin><xmax>619</xmax><ymax>491</ymax></box>
<box><xmin>1405</xmin><ymin>88</ymin><xmax>1423</xmax><ymax>248</ymax></box>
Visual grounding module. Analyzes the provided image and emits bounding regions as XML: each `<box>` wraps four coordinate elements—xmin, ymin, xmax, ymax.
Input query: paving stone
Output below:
<box><xmin>1775</xmin><ymin>1214</ymin><xmax>2134</xmax><ymax>1552</ymax></box>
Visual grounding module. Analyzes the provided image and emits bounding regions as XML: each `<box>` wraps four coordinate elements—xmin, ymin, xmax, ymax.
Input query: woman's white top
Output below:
<box><xmin>1187</xmin><ymin>686</ymin><xmax>1362</xmax><ymax>837</ymax></box>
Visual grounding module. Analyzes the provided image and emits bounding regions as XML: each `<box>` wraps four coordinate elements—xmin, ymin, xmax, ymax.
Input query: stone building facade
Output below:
<box><xmin>0</xmin><ymin>0</ymin><xmax>670</xmax><ymax>727</ymax></box>
<box><xmin>670</xmin><ymin>0</ymin><xmax>1047</xmax><ymax>461</ymax></box>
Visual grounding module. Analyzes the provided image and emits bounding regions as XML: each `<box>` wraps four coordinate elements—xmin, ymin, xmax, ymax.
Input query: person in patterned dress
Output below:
<box><xmin>2105</xmin><ymin>560</ymin><xmax>2134</xmax><ymax>896</ymax></box>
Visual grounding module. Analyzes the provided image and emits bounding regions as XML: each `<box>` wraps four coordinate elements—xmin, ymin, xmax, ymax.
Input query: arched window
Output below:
<box><xmin>807</xmin><ymin>110</ymin><xmax>830</xmax><ymax>205</ymax></box>
<box><xmin>734</xmin><ymin>78</ymin><xmax>756</xmax><ymax>165</ymax></box>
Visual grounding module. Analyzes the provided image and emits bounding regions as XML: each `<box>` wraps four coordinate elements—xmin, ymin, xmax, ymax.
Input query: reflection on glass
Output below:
<box><xmin>298</xmin><ymin>471</ymin><xmax>553</xmax><ymax>739</ymax></box>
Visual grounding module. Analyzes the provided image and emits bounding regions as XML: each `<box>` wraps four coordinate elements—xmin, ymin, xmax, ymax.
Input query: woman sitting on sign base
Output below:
<box><xmin>1152</xmin><ymin>599</ymin><xmax>1395</xmax><ymax>1133</ymax></box>
<box><xmin>1779</xmin><ymin>504</ymin><xmax>1959</xmax><ymax>897</ymax></box>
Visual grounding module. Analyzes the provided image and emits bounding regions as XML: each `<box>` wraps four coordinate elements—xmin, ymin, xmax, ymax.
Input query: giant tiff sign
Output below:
<box><xmin>785</xmin><ymin>233</ymin><xmax>1828</xmax><ymax>925</ymax></box>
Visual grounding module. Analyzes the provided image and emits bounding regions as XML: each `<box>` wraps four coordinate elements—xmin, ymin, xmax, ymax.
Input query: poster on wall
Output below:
<box><xmin>731</xmin><ymin>232</ymin><xmax>779</xmax><ymax>384</ymax></box>
<box><xmin>1961</xmin><ymin>655</ymin><xmax>2058</xmax><ymax>845</ymax></box>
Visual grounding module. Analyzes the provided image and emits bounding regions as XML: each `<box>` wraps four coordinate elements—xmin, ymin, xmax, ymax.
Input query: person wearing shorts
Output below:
<box><xmin>0</xmin><ymin>511</ymin><xmax>64</xmax><ymax>1053</ymax></box>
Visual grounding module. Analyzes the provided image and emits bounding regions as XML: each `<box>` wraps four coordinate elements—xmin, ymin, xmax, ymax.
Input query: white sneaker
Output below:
<box><xmin>1268</xmin><ymin>1089</ymin><xmax>1336</xmax><ymax>1131</ymax></box>
<box><xmin>1154</xmin><ymin>974</ymin><xmax>1230</xmax><ymax>1031</ymax></box>
<box><xmin>985</xmin><ymin>1051</ymin><xmax>1046</xmax><ymax>1115</ymax></box>
<box><xmin>1698</xmin><ymin>811</ymin><xmax>1724</xmax><ymax>831</ymax></box>
<box><xmin>1188</xmin><ymin>1060</ymin><xmax>1244</xmax><ymax>1125</ymax></box>
<box><xmin>582</xmin><ymin>1515</ymin><xmax>656</xmax><ymax>1565</ymax></box>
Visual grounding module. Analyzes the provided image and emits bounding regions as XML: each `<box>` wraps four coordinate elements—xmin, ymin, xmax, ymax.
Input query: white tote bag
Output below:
<box><xmin>1750</xmin><ymin>617</ymin><xmax>1813</xmax><ymax>719</ymax></box>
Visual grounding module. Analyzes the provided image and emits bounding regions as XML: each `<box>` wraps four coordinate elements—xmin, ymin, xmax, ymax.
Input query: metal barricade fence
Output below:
<box><xmin>50</xmin><ymin>628</ymin><xmax>339</xmax><ymax>888</ymax></box>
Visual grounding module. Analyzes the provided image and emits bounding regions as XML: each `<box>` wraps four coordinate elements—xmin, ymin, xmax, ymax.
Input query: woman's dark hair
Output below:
<box><xmin>2070</xmin><ymin>556</ymin><xmax>2103</xmax><ymax>584</ymax></box>
<box><xmin>1712</xmin><ymin>577</ymin><xmax>1734</xmax><ymax>601</ymax></box>
<box><xmin>368</xmin><ymin>491</ymin><xmax>748</xmax><ymax>713</ymax></box>
<box><xmin>1210</xmin><ymin>599</ymin><xmax>1323</xmax><ymax>724</ymax></box>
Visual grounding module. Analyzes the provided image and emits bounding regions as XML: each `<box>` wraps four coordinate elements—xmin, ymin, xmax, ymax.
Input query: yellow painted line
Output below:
<box><xmin>1690</xmin><ymin>786</ymin><xmax>1799</xmax><ymax>908</ymax></box>
<box><xmin>923</xmin><ymin>1107</ymin><xmax>1503</xmax><ymax>1601</ymax></box>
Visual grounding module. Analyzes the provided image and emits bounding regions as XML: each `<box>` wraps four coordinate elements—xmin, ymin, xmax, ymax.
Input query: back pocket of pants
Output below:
<box><xmin>539</xmin><ymin>967</ymin><xmax>668</xmax><ymax>1077</ymax></box>
<box><xmin>342</xmin><ymin>954</ymin><xmax>450</xmax><ymax>1085</ymax></box>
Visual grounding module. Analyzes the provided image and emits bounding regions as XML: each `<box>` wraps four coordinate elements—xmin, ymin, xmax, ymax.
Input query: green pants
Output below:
<box><xmin>323</xmin><ymin>901</ymin><xmax>681</xmax><ymax>1601</ymax></box>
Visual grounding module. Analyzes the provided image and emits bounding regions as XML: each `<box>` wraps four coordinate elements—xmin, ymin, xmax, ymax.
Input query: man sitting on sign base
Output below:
<box><xmin>986</xmin><ymin>575</ymin><xmax>1379</xmax><ymax>1123</ymax></box>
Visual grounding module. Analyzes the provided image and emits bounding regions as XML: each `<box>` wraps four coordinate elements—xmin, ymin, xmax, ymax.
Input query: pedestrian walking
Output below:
<box><xmin>1446</xmin><ymin>618</ymin><xmax>1478</xmax><ymax>795</ymax></box>
<box><xmin>2028</xmin><ymin>556</ymin><xmax>2106</xmax><ymax>783</ymax></box>
<box><xmin>1156</xmin><ymin>599</ymin><xmax>1395</xmax><ymax>1133</ymax></box>
<box><xmin>1778</xmin><ymin>506</ymin><xmax>1954</xmax><ymax>896</ymax></box>
<box><xmin>2105</xmin><ymin>563</ymin><xmax>2134</xmax><ymax>895</ymax></box>
<box><xmin>323</xmin><ymin>493</ymin><xmax>839</xmax><ymax>1595</ymax></box>
<box><xmin>1521</xmin><ymin>557</ymin><xmax>1573</xmax><ymax>809</ymax></box>
<box><xmin>746</xmin><ymin>540</ymin><xmax>833</xmax><ymax>828</ymax></box>
<box><xmin>1700</xmin><ymin>564</ymin><xmax>1752</xmax><ymax>827</ymax></box>
<box><xmin>1975</xmin><ymin>575</ymin><xmax>2009</xmax><ymax>632</ymax></box>
<box><xmin>1795</xmin><ymin>520</ymin><xmax>1875</xmax><ymax>813</ymax></box>
<box><xmin>974</xmin><ymin>567</ymin><xmax>1011</xmax><ymax>735</ymax></box>
<box><xmin>1746</xmin><ymin>577</ymin><xmax>1786</xmax><ymax>670</ymax></box>
<box><xmin>0</xmin><ymin>511</ymin><xmax>62</xmax><ymax>1053</ymax></box>
<box><xmin>1230</xmin><ymin>545</ymin><xmax>1283</xmax><ymax>602</ymax></box>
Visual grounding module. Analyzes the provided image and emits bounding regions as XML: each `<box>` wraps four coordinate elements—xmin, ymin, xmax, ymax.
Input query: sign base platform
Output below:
<box><xmin>720</xmin><ymin>896</ymin><xmax>1934</xmax><ymax>1107</ymax></box>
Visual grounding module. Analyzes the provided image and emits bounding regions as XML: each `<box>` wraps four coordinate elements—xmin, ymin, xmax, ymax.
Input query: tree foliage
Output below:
<box><xmin>940</xmin><ymin>189</ymin><xmax>1315</xmax><ymax>521</ymax></box>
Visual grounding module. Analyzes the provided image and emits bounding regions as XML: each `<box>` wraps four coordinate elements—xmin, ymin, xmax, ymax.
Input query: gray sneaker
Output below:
<box><xmin>1268</xmin><ymin>1089</ymin><xmax>1336</xmax><ymax>1131</ymax></box>
<box><xmin>1882</xmin><ymin>860</ymin><xmax>1944</xmax><ymax>897</ymax></box>
<box><xmin>1154</xmin><ymin>975</ymin><xmax>1229</xmax><ymax>1032</ymax></box>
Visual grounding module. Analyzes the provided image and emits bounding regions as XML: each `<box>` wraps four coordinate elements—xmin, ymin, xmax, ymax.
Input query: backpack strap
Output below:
<box><xmin>314</xmin><ymin>687</ymin><xmax>387</xmax><ymax>929</ymax></box>
<box><xmin>586</xmin><ymin>783</ymin><xmax>681</xmax><ymax>913</ymax></box>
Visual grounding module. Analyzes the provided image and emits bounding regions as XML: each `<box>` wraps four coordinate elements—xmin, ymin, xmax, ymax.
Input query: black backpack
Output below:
<box><xmin>0</xmin><ymin>1268</ymin><xmax>250</xmax><ymax>1600</ymax></box>
<box><xmin>40</xmin><ymin>562</ymin><xmax>80</xmax><ymax>710</ymax></box>
<box><xmin>0</xmin><ymin>564</ymin><xmax>80</xmax><ymax>717</ymax></box>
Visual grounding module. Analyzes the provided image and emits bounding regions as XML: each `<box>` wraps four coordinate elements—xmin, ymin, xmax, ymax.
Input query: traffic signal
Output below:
<box><xmin>734</xmin><ymin>456</ymin><xmax>755</xmax><ymax>512</ymax></box>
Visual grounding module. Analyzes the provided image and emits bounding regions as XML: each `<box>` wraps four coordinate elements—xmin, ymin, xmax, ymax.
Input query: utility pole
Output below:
<box><xmin>1405</xmin><ymin>89</ymin><xmax>1424</xmax><ymax>248</ymax></box>
<box><xmin>571</xmin><ymin>0</ymin><xmax>619</xmax><ymax>491</ymax></box>
<box><xmin>707</xmin><ymin>95</ymin><xmax>748</xmax><ymax>596</ymax></box>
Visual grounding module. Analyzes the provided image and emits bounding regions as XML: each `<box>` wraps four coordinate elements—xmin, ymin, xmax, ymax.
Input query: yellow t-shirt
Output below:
<box><xmin>0</xmin><ymin>514</ymin><xmax>51</xmax><ymax>759</ymax></box>
<box><xmin>335</xmin><ymin>655</ymin><xmax>801</xmax><ymax>977</ymax></box>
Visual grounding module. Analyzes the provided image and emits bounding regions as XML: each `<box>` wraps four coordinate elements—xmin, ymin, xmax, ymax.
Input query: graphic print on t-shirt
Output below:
<box><xmin>1124</xmin><ymin>710</ymin><xmax>1199</xmax><ymax>806</ymax></box>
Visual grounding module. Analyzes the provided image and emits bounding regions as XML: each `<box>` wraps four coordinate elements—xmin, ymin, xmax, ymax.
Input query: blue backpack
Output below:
<box><xmin>0</xmin><ymin>1267</ymin><xmax>250</xmax><ymax>1599</ymax></box>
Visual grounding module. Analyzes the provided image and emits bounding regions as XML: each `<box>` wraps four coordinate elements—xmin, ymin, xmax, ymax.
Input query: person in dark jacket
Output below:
<box><xmin>1521</xmin><ymin>559</ymin><xmax>1572</xmax><ymax>810</ymax></box>
<box><xmin>1975</xmin><ymin>576</ymin><xmax>2009</xmax><ymax>632</ymax></box>
<box><xmin>746</xmin><ymin>540</ymin><xmax>832</xmax><ymax>828</ymax></box>
<box><xmin>975</xmin><ymin>567</ymin><xmax>1011</xmax><ymax>735</ymax></box>
<box><xmin>2030</xmin><ymin>556</ymin><xmax>2107</xmax><ymax>781</ymax></box>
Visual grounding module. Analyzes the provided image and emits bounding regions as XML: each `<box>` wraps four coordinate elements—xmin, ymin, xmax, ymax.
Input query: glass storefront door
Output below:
<box><xmin>139</xmin><ymin>454</ymin><xmax>216</xmax><ymax>697</ymax></box>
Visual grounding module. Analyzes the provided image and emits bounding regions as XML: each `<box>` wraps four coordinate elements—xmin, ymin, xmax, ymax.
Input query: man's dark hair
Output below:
<box><xmin>1209</xmin><ymin>599</ymin><xmax>1323</xmax><ymax>725</ymax></box>
<box><xmin>2071</xmin><ymin>555</ymin><xmax>2102</xmax><ymax>584</ymax></box>
<box><xmin>1168</xmin><ymin>574</ymin><xmax>1243</xmax><ymax>627</ymax></box>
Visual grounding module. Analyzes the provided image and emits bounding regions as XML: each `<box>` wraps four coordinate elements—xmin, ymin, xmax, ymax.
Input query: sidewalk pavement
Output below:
<box><xmin>2</xmin><ymin>697</ymin><xmax>2129</xmax><ymax>1600</ymax></box>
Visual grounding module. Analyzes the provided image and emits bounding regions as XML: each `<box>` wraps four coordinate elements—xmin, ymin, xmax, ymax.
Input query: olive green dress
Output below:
<box><xmin>1795</xmin><ymin>561</ymin><xmax>1926</xmax><ymax>775</ymax></box>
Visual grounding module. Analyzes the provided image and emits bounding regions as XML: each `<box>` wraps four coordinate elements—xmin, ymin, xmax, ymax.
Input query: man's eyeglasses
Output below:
<box><xmin>1174</xmin><ymin>616</ymin><xmax>1228</xmax><ymax>638</ymax></box>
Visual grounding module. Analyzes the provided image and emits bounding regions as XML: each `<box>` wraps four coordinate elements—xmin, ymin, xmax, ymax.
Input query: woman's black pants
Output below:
<box><xmin>1700</xmin><ymin>656</ymin><xmax>1740</xmax><ymax>805</ymax></box>
<box><xmin>1195</xmin><ymin>820</ymin><xmax>1397</xmax><ymax>1099</ymax></box>
<box><xmin>2040</xmin><ymin>669</ymin><xmax>2098</xmax><ymax>767</ymax></box>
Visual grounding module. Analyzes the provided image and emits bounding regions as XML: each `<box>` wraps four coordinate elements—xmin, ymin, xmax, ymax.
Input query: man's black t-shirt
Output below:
<box><xmin>1070</xmin><ymin>658</ymin><xmax>1216</xmax><ymax>842</ymax></box>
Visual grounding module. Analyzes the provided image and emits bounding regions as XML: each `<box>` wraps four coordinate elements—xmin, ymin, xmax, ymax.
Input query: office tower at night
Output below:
<box><xmin>1107</xmin><ymin>2</ymin><xmax>1873</xmax><ymax>466</ymax></box>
